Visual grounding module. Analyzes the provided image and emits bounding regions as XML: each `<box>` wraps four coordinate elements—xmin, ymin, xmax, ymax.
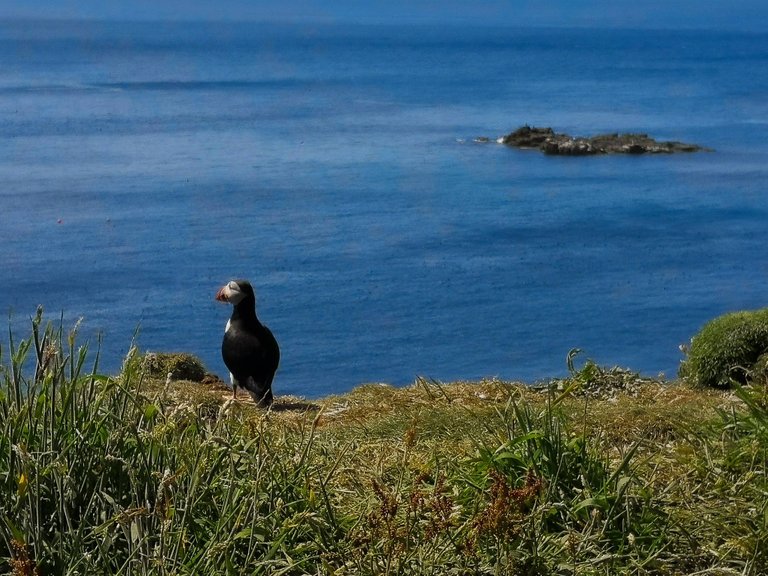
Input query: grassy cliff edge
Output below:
<box><xmin>2</xmin><ymin>312</ymin><xmax>767</xmax><ymax>575</ymax></box>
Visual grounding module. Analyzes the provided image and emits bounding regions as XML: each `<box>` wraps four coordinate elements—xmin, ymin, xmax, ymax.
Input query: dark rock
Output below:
<box><xmin>499</xmin><ymin>125</ymin><xmax>555</xmax><ymax>148</ymax></box>
<box><xmin>493</xmin><ymin>126</ymin><xmax>708</xmax><ymax>155</ymax></box>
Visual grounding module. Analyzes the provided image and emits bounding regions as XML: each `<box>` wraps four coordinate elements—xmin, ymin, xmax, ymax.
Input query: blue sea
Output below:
<box><xmin>2</xmin><ymin>20</ymin><xmax>767</xmax><ymax>398</ymax></box>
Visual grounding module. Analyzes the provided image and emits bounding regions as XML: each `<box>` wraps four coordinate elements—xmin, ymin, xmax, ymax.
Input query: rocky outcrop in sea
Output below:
<box><xmin>478</xmin><ymin>126</ymin><xmax>708</xmax><ymax>155</ymax></box>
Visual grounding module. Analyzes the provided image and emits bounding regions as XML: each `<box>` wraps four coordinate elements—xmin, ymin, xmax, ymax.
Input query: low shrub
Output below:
<box><xmin>143</xmin><ymin>351</ymin><xmax>207</xmax><ymax>382</ymax></box>
<box><xmin>679</xmin><ymin>308</ymin><xmax>768</xmax><ymax>388</ymax></box>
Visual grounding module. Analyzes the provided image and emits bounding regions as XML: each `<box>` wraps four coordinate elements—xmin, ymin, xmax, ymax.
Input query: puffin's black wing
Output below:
<box><xmin>222</xmin><ymin>321</ymin><xmax>280</xmax><ymax>406</ymax></box>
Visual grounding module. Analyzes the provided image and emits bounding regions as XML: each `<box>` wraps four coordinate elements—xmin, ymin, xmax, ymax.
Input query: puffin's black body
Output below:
<box><xmin>216</xmin><ymin>279</ymin><xmax>280</xmax><ymax>407</ymax></box>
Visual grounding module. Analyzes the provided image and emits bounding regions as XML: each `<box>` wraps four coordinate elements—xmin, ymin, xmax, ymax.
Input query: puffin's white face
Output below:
<box><xmin>216</xmin><ymin>280</ymin><xmax>247</xmax><ymax>305</ymax></box>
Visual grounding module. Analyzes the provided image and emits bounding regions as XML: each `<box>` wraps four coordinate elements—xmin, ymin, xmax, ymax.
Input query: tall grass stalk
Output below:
<box><xmin>0</xmin><ymin>311</ymin><xmax>336</xmax><ymax>575</ymax></box>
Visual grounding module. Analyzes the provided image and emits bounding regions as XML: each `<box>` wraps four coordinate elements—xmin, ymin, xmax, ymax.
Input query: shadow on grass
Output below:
<box><xmin>271</xmin><ymin>399</ymin><xmax>321</xmax><ymax>413</ymax></box>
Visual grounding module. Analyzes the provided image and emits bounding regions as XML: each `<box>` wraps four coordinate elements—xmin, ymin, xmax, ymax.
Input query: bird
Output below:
<box><xmin>215</xmin><ymin>279</ymin><xmax>280</xmax><ymax>407</ymax></box>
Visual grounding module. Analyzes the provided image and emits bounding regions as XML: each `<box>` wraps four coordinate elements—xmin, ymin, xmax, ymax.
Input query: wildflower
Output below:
<box><xmin>17</xmin><ymin>473</ymin><xmax>28</xmax><ymax>498</ymax></box>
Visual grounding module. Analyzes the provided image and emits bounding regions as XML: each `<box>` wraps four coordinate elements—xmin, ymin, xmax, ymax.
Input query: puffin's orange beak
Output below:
<box><xmin>215</xmin><ymin>286</ymin><xmax>228</xmax><ymax>302</ymax></box>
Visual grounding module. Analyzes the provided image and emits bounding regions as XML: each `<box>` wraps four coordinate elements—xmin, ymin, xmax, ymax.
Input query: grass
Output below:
<box><xmin>2</xmin><ymin>311</ymin><xmax>768</xmax><ymax>574</ymax></box>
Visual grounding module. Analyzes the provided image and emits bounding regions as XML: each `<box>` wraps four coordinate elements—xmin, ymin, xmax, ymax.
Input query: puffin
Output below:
<box><xmin>215</xmin><ymin>279</ymin><xmax>280</xmax><ymax>407</ymax></box>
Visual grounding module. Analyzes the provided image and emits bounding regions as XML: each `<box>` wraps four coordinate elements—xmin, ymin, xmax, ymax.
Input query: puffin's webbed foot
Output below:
<box><xmin>258</xmin><ymin>391</ymin><xmax>273</xmax><ymax>408</ymax></box>
<box><xmin>250</xmin><ymin>388</ymin><xmax>273</xmax><ymax>408</ymax></box>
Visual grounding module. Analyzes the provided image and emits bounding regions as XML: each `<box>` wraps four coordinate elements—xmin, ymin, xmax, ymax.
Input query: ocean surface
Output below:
<box><xmin>2</xmin><ymin>20</ymin><xmax>767</xmax><ymax>398</ymax></box>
